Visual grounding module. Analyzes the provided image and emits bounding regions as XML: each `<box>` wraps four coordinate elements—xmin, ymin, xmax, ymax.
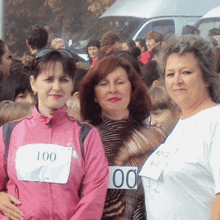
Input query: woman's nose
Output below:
<box><xmin>53</xmin><ymin>80</ymin><xmax>61</xmax><ymax>90</ymax></box>
<box><xmin>174</xmin><ymin>73</ymin><xmax>183</xmax><ymax>84</ymax></box>
<box><xmin>109</xmin><ymin>83</ymin><xmax>117</xmax><ymax>93</ymax></box>
<box><xmin>150</xmin><ymin>117</ymin><xmax>157</xmax><ymax>126</ymax></box>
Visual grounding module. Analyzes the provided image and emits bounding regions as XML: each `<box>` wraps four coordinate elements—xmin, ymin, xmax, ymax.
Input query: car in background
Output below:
<box><xmin>68</xmin><ymin>0</ymin><xmax>220</xmax><ymax>60</ymax></box>
<box><xmin>195</xmin><ymin>5</ymin><xmax>220</xmax><ymax>40</ymax></box>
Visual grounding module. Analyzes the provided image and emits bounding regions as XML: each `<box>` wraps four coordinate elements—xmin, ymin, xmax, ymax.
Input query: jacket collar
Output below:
<box><xmin>32</xmin><ymin>104</ymin><xmax>67</xmax><ymax>125</ymax></box>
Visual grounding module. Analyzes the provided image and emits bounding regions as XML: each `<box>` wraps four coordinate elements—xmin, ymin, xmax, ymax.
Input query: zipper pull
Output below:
<box><xmin>48</xmin><ymin>121</ymin><xmax>52</xmax><ymax>128</ymax></box>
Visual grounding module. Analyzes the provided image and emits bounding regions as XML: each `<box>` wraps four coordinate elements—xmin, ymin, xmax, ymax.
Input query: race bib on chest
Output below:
<box><xmin>108</xmin><ymin>166</ymin><xmax>138</xmax><ymax>190</ymax></box>
<box><xmin>139</xmin><ymin>147</ymin><xmax>178</xmax><ymax>180</ymax></box>
<box><xmin>16</xmin><ymin>144</ymin><xmax>73</xmax><ymax>184</ymax></box>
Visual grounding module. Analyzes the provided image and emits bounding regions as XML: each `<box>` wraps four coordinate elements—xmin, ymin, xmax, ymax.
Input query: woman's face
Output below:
<box><xmin>135</xmin><ymin>41</ymin><xmax>145</xmax><ymax>53</ymax></box>
<box><xmin>165</xmin><ymin>52</ymin><xmax>211</xmax><ymax>111</ymax></box>
<box><xmin>122</xmin><ymin>42</ymin><xmax>130</xmax><ymax>51</ymax></box>
<box><xmin>150</xmin><ymin>108</ymin><xmax>180</xmax><ymax>135</ymax></box>
<box><xmin>88</xmin><ymin>46</ymin><xmax>99</xmax><ymax>60</ymax></box>
<box><xmin>15</xmin><ymin>90</ymin><xmax>35</xmax><ymax>104</ymax></box>
<box><xmin>1</xmin><ymin>45</ymin><xmax>12</xmax><ymax>78</ymax></box>
<box><xmin>95</xmin><ymin>67</ymin><xmax>132</xmax><ymax>119</ymax></box>
<box><xmin>112</xmin><ymin>41</ymin><xmax>121</xmax><ymax>51</ymax></box>
<box><xmin>55</xmin><ymin>40</ymin><xmax>65</xmax><ymax>50</ymax></box>
<box><xmin>146</xmin><ymin>38</ymin><xmax>159</xmax><ymax>52</ymax></box>
<box><xmin>30</xmin><ymin>61</ymin><xmax>74</xmax><ymax>115</ymax></box>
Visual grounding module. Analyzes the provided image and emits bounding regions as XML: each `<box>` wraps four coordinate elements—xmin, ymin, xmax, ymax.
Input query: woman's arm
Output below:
<box><xmin>0</xmin><ymin>128</ymin><xmax>23</xmax><ymax>220</ymax></box>
<box><xmin>208</xmin><ymin>120</ymin><xmax>220</xmax><ymax>220</ymax></box>
<box><xmin>0</xmin><ymin>192</ymin><xmax>23</xmax><ymax>220</ymax></box>
<box><xmin>211</xmin><ymin>193</ymin><xmax>220</xmax><ymax>220</ymax></box>
<box><xmin>70</xmin><ymin>128</ymin><xmax>109</xmax><ymax>220</ymax></box>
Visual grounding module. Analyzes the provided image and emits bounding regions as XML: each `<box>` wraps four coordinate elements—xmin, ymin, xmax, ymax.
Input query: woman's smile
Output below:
<box><xmin>50</xmin><ymin>94</ymin><xmax>62</xmax><ymax>99</ymax></box>
<box><xmin>107</xmin><ymin>97</ymin><xmax>121</xmax><ymax>103</ymax></box>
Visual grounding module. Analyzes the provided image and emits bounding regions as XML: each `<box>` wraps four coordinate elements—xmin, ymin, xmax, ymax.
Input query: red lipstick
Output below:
<box><xmin>108</xmin><ymin>98</ymin><xmax>121</xmax><ymax>103</ymax></box>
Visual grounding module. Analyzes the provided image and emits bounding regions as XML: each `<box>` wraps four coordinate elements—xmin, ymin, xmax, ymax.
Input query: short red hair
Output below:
<box><xmin>146</xmin><ymin>31</ymin><xmax>163</xmax><ymax>45</ymax></box>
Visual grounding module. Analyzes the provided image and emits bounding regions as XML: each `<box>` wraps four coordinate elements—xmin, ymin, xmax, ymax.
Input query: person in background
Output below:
<box><xmin>0</xmin><ymin>49</ymin><xmax>109</xmax><ymax>220</ymax></box>
<box><xmin>0</xmin><ymin>101</ymin><xmax>33</xmax><ymax>127</ymax></box>
<box><xmin>110</xmin><ymin>50</ymin><xmax>142</xmax><ymax>76</ymax></box>
<box><xmin>44</xmin><ymin>25</ymin><xmax>57</xmax><ymax>48</ymax></box>
<box><xmin>135</xmin><ymin>38</ymin><xmax>147</xmax><ymax>55</ymax></box>
<box><xmin>181</xmin><ymin>25</ymin><xmax>200</xmax><ymax>35</ymax></box>
<box><xmin>10</xmin><ymin>57</ymin><xmax>33</xmax><ymax>77</ymax></box>
<box><xmin>10</xmin><ymin>58</ymin><xmax>23</xmax><ymax>74</ymax></box>
<box><xmin>26</xmin><ymin>25</ymin><xmax>48</xmax><ymax>55</ymax></box>
<box><xmin>0</xmin><ymin>39</ymin><xmax>12</xmax><ymax>82</ymax></box>
<box><xmin>51</xmin><ymin>38</ymin><xmax>66</xmax><ymax>50</ymax></box>
<box><xmin>86</xmin><ymin>39</ymin><xmax>100</xmax><ymax>66</ymax></box>
<box><xmin>122</xmin><ymin>39</ymin><xmax>136</xmax><ymax>52</ymax></box>
<box><xmin>215</xmin><ymin>49</ymin><xmax>220</xmax><ymax>74</ymax></box>
<box><xmin>148</xmin><ymin>85</ymin><xmax>181</xmax><ymax>136</ymax></box>
<box><xmin>121</xmin><ymin>39</ymin><xmax>141</xmax><ymax>61</ymax></box>
<box><xmin>99</xmin><ymin>31</ymin><xmax>121</xmax><ymax>57</ymax></box>
<box><xmin>66</xmin><ymin>67</ymin><xmax>89</xmax><ymax>121</ymax></box>
<box><xmin>0</xmin><ymin>72</ymin><xmax>35</xmax><ymax>104</ymax></box>
<box><xmin>80</xmin><ymin>55</ymin><xmax>165</xmax><ymax>219</ymax></box>
<box><xmin>135</xmin><ymin>38</ymin><xmax>148</xmax><ymax>65</ymax></box>
<box><xmin>142</xmin><ymin>60</ymin><xmax>160</xmax><ymax>88</ymax></box>
<box><xmin>145</xmin><ymin>31</ymin><xmax>163</xmax><ymax>55</ymax></box>
<box><xmin>21</xmin><ymin>51</ymin><xmax>34</xmax><ymax>67</ymax></box>
<box><xmin>142</xmin><ymin>31</ymin><xmax>162</xmax><ymax>65</ymax></box>
<box><xmin>140</xmin><ymin>35</ymin><xmax>220</xmax><ymax>220</ymax></box>
<box><xmin>75</xmin><ymin>61</ymin><xmax>91</xmax><ymax>71</ymax></box>
<box><xmin>130</xmin><ymin>46</ymin><xmax>141</xmax><ymax>61</ymax></box>
<box><xmin>208</xmin><ymin>28</ymin><xmax>220</xmax><ymax>50</ymax></box>
<box><xmin>141</xmin><ymin>46</ymin><xmax>161</xmax><ymax>88</ymax></box>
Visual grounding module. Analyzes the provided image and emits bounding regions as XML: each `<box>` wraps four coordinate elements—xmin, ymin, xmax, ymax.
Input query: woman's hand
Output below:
<box><xmin>0</xmin><ymin>192</ymin><xmax>23</xmax><ymax>220</ymax></box>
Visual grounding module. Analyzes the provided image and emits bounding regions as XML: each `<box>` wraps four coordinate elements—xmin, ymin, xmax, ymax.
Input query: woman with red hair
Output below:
<box><xmin>140</xmin><ymin>31</ymin><xmax>163</xmax><ymax>65</ymax></box>
<box><xmin>80</xmin><ymin>55</ymin><xmax>165</xmax><ymax>219</ymax></box>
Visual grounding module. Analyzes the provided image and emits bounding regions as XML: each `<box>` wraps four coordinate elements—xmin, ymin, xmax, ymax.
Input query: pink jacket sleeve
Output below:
<box><xmin>0</xmin><ymin>127</ymin><xmax>8</xmax><ymax>191</ymax></box>
<box><xmin>0</xmin><ymin>213</ymin><xmax>9</xmax><ymax>220</ymax></box>
<box><xmin>0</xmin><ymin>128</ymin><xmax>10</xmax><ymax>219</ymax></box>
<box><xmin>70</xmin><ymin>128</ymin><xmax>109</xmax><ymax>220</ymax></box>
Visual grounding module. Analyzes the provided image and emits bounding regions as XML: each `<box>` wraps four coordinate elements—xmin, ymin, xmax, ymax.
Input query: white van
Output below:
<box><xmin>70</xmin><ymin>0</ymin><xmax>220</xmax><ymax>59</ymax></box>
<box><xmin>195</xmin><ymin>5</ymin><xmax>220</xmax><ymax>40</ymax></box>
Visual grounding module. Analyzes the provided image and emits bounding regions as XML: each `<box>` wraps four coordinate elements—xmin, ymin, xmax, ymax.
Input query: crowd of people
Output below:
<box><xmin>0</xmin><ymin>22</ymin><xmax>219</xmax><ymax>220</ymax></box>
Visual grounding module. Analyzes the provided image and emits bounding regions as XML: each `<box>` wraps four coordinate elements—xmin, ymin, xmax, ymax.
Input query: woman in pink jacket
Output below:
<box><xmin>0</xmin><ymin>49</ymin><xmax>109</xmax><ymax>220</ymax></box>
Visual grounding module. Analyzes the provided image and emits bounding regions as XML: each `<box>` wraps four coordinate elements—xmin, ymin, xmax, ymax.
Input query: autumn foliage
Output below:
<box><xmin>5</xmin><ymin>0</ymin><xmax>119</xmax><ymax>56</ymax></box>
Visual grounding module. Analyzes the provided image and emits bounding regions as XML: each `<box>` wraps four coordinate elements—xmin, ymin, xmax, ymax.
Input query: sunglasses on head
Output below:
<box><xmin>35</xmin><ymin>48</ymin><xmax>73</xmax><ymax>60</ymax></box>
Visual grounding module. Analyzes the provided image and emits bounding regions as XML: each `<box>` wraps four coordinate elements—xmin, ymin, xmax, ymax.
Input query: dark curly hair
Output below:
<box><xmin>100</xmin><ymin>31</ymin><xmax>120</xmax><ymax>56</ymax></box>
<box><xmin>26</xmin><ymin>25</ymin><xmax>48</xmax><ymax>50</ymax></box>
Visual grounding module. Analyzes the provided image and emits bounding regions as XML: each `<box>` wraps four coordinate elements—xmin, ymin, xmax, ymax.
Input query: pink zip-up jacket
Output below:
<box><xmin>0</xmin><ymin>106</ymin><xmax>109</xmax><ymax>220</ymax></box>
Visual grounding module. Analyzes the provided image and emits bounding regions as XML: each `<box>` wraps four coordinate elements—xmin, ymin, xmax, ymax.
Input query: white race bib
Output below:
<box><xmin>16</xmin><ymin>144</ymin><xmax>73</xmax><ymax>184</ymax></box>
<box><xmin>108</xmin><ymin>166</ymin><xmax>138</xmax><ymax>190</ymax></box>
<box><xmin>139</xmin><ymin>146</ymin><xmax>178</xmax><ymax>180</ymax></box>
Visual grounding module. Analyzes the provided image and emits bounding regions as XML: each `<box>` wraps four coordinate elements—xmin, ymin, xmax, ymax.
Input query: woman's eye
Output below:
<box><xmin>17</xmin><ymin>94</ymin><xmax>26</xmax><ymax>99</ymax></box>
<box><xmin>151</xmin><ymin>109</ymin><xmax>162</xmax><ymax>116</ymax></box>
<box><xmin>166</xmin><ymin>72</ymin><xmax>174</xmax><ymax>77</ymax></box>
<box><xmin>99</xmin><ymin>81</ymin><xmax>107</xmax><ymax>86</ymax></box>
<box><xmin>60</xmin><ymin>78</ymin><xmax>69</xmax><ymax>83</ymax></box>
<box><xmin>183</xmin><ymin>71</ymin><xmax>192</xmax><ymax>75</ymax></box>
<box><xmin>45</xmin><ymin>78</ymin><xmax>53</xmax><ymax>82</ymax></box>
<box><xmin>117</xmin><ymin>81</ymin><xmax>124</xmax><ymax>84</ymax></box>
<box><xmin>152</xmin><ymin>112</ymin><xmax>159</xmax><ymax>116</ymax></box>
